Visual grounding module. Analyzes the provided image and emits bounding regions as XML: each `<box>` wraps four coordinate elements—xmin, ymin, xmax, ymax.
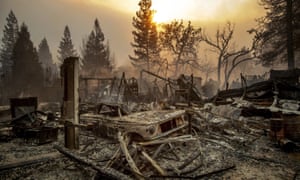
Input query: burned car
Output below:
<box><xmin>80</xmin><ymin>103</ymin><xmax>188</xmax><ymax>141</ymax></box>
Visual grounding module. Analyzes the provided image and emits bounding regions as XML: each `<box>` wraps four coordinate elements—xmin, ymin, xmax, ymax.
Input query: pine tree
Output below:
<box><xmin>255</xmin><ymin>0</ymin><xmax>300</xmax><ymax>68</ymax></box>
<box><xmin>105</xmin><ymin>40</ymin><xmax>114</xmax><ymax>72</ymax></box>
<box><xmin>38</xmin><ymin>37</ymin><xmax>56</xmax><ymax>85</ymax></box>
<box><xmin>57</xmin><ymin>25</ymin><xmax>77</xmax><ymax>64</ymax></box>
<box><xmin>0</xmin><ymin>10</ymin><xmax>19</xmax><ymax>75</ymax></box>
<box><xmin>129</xmin><ymin>0</ymin><xmax>161</xmax><ymax>72</ymax></box>
<box><xmin>10</xmin><ymin>23</ymin><xmax>44</xmax><ymax>96</ymax></box>
<box><xmin>82</xmin><ymin>19</ymin><xmax>111</xmax><ymax>76</ymax></box>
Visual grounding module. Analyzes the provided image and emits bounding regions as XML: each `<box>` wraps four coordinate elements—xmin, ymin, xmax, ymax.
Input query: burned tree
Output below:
<box><xmin>81</xmin><ymin>19</ymin><xmax>112</xmax><ymax>77</ymax></box>
<box><xmin>38</xmin><ymin>37</ymin><xmax>57</xmax><ymax>86</ymax></box>
<box><xmin>57</xmin><ymin>25</ymin><xmax>78</xmax><ymax>65</ymax></box>
<box><xmin>222</xmin><ymin>34</ymin><xmax>259</xmax><ymax>89</ymax></box>
<box><xmin>129</xmin><ymin>0</ymin><xmax>161</xmax><ymax>73</ymax></box>
<box><xmin>0</xmin><ymin>10</ymin><xmax>19</xmax><ymax>76</ymax></box>
<box><xmin>201</xmin><ymin>22</ymin><xmax>234</xmax><ymax>86</ymax></box>
<box><xmin>255</xmin><ymin>0</ymin><xmax>300</xmax><ymax>68</ymax></box>
<box><xmin>10</xmin><ymin>23</ymin><xmax>44</xmax><ymax>97</ymax></box>
<box><xmin>160</xmin><ymin>20</ymin><xmax>201</xmax><ymax>77</ymax></box>
<box><xmin>197</xmin><ymin>58</ymin><xmax>216</xmax><ymax>84</ymax></box>
<box><xmin>201</xmin><ymin>22</ymin><xmax>259</xmax><ymax>89</ymax></box>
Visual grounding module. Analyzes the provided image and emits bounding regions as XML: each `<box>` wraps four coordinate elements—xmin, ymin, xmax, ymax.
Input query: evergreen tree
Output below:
<box><xmin>255</xmin><ymin>0</ymin><xmax>300</xmax><ymax>68</ymax></box>
<box><xmin>82</xmin><ymin>19</ymin><xmax>111</xmax><ymax>76</ymax></box>
<box><xmin>105</xmin><ymin>40</ymin><xmax>114</xmax><ymax>72</ymax></box>
<box><xmin>57</xmin><ymin>25</ymin><xmax>77</xmax><ymax>64</ymax></box>
<box><xmin>0</xmin><ymin>10</ymin><xmax>19</xmax><ymax>75</ymax></box>
<box><xmin>10</xmin><ymin>23</ymin><xmax>44</xmax><ymax>96</ymax></box>
<box><xmin>38</xmin><ymin>37</ymin><xmax>56</xmax><ymax>85</ymax></box>
<box><xmin>129</xmin><ymin>0</ymin><xmax>161</xmax><ymax>72</ymax></box>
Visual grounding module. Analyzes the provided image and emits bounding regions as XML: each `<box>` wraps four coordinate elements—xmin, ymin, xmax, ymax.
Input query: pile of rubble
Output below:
<box><xmin>0</xmin><ymin>98</ymin><xmax>299</xmax><ymax>179</ymax></box>
<box><xmin>0</xmin><ymin>68</ymin><xmax>300</xmax><ymax>179</ymax></box>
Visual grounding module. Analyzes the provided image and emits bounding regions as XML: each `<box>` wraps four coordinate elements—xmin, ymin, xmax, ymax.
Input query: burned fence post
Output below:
<box><xmin>61</xmin><ymin>57</ymin><xmax>80</xmax><ymax>149</ymax></box>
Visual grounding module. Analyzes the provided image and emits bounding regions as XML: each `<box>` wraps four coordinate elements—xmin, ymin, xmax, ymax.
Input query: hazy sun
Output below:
<box><xmin>152</xmin><ymin>0</ymin><xmax>187</xmax><ymax>23</ymax></box>
<box><xmin>152</xmin><ymin>0</ymin><xmax>225</xmax><ymax>23</ymax></box>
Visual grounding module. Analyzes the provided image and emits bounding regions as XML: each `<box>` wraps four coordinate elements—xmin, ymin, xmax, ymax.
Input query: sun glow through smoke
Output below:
<box><xmin>151</xmin><ymin>0</ymin><xmax>251</xmax><ymax>23</ymax></box>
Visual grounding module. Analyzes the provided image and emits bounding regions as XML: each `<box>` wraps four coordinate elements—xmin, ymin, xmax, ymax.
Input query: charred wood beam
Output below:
<box><xmin>0</xmin><ymin>152</ymin><xmax>61</xmax><ymax>172</ymax></box>
<box><xmin>212</xmin><ymin>80</ymin><xmax>274</xmax><ymax>101</ymax></box>
<box><xmin>140</xmin><ymin>69</ymin><xmax>177</xmax><ymax>85</ymax></box>
<box><xmin>118</xmin><ymin>132</ymin><xmax>144</xmax><ymax>179</ymax></box>
<box><xmin>54</xmin><ymin>145</ymin><xmax>132</xmax><ymax>180</ymax></box>
<box><xmin>140</xmin><ymin>148</ymin><xmax>167</xmax><ymax>176</ymax></box>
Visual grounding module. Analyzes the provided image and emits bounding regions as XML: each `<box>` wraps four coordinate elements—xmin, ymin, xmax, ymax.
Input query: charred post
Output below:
<box><xmin>61</xmin><ymin>57</ymin><xmax>79</xmax><ymax>149</ymax></box>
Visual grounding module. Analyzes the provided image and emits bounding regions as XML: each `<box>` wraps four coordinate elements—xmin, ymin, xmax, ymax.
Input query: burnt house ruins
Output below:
<box><xmin>1</xmin><ymin>0</ymin><xmax>300</xmax><ymax>178</ymax></box>
<box><xmin>0</xmin><ymin>56</ymin><xmax>299</xmax><ymax>179</ymax></box>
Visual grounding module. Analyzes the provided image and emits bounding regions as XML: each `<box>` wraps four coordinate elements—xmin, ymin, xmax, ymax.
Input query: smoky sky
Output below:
<box><xmin>0</xmin><ymin>0</ymin><xmax>264</xmax><ymax>67</ymax></box>
<box><xmin>0</xmin><ymin>0</ymin><xmax>133</xmax><ymax>66</ymax></box>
